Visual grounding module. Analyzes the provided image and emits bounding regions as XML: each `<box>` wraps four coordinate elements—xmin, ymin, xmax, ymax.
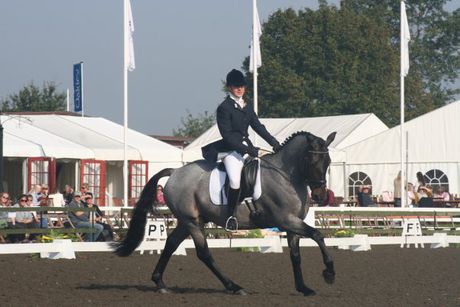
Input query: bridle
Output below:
<box><xmin>304</xmin><ymin>149</ymin><xmax>329</xmax><ymax>188</ymax></box>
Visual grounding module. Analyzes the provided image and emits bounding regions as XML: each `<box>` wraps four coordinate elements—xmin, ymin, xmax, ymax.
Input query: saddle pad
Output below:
<box><xmin>209</xmin><ymin>160</ymin><xmax>262</xmax><ymax>205</ymax></box>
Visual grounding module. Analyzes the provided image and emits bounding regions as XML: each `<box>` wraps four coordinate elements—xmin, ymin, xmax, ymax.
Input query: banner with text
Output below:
<box><xmin>73</xmin><ymin>63</ymin><xmax>82</xmax><ymax>112</ymax></box>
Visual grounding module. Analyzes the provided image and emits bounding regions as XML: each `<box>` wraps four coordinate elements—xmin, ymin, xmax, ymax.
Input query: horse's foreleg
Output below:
<box><xmin>151</xmin><ymin>222</ymin><xmax>189</xmax><ymax>293</ymax></box>
<box><xmin>287</xmin><ymin>231</ymin><xmax>316</xmax><ymax>296</ymax></box>
<box><xmin>187</xmin><ymin>221</ymin><xmax>247</xmax><ymax>295</ymax></box>
<box><xmin>285</xmin><ymin>219</ymin><xmax>335</xmax><ymax>285</ymax></box>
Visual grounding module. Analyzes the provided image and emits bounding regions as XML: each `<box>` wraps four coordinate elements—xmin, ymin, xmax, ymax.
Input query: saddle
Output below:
<box><xmin>209</xmin><ymin>157</ymin><xmax>261</xmax><ymax>205</ymax></box>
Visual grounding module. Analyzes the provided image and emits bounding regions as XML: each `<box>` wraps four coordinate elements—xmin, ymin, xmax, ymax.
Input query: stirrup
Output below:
<box><xmin>225</xmin><ymin>216</ymin><xmax>238</xmax><ymax>232</ymax></box>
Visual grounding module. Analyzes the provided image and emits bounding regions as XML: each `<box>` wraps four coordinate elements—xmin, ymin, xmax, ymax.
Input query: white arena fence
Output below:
<box><xmin>0</xmin><ymin>207</ymin><xmax>458</xmax><ymax>259</ymax></box>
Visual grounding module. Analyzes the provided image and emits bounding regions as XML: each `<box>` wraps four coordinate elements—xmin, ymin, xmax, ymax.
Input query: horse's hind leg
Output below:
<box><xmin>187</xmin><ymin>220</ymin><xmax>247</xmax><ymax>295</ymax></box>
<box><xmin>287</xmin><ymin>231</ymin><xmax>316</xmax><ymax>296</ymax></box>
<box><xmin>285</xmin><ymin>219</ymin><xmax>335</xmax><ymax>285</ymax></box>
<box><xmin>151</xmin><ymin>222</ymin><xmax>189</xmax><ymax>293</ymax></box>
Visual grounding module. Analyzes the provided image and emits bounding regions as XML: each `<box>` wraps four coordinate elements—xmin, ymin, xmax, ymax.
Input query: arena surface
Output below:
<box><xmin>1</xmin><ymin>246</ymin><xmax>459</xmax><ymax>306</ymax></box>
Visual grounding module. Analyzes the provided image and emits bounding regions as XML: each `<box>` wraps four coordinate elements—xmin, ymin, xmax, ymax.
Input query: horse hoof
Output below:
<box><xmin>298</xmin><ymin>287</ymin><xmax>316</xmax><ymax>296</ymax></box>
<box><xmin>235</xmin><ymin>289</ymin><xmax>248</xmax><ymax>296</ymax></box>
<box><xmin>322</xmin><ymin>269</ymin><xmax>335</xmax><ymax>284</ymax></box>
<box><xmin>157</xmin><ymin>288</ymin><xmax>172</xmax><ymax>294</ymax></box>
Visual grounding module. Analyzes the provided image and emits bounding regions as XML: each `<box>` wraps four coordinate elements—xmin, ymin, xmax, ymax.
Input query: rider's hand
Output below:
<box><xmin>247</xmin><ymin>146</ymin><xmax>259</xmax><ymax>157</ymax></box>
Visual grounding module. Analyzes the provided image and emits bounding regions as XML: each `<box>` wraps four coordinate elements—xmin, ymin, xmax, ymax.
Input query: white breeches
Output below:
<box><xmin>223</xmin><ymin>151</ymin><xmax>245</xmax><ymax>189</ymax></box>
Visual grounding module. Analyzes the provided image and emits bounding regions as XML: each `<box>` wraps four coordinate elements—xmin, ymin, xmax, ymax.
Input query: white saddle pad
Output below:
<box><xmin>209</xmin><ymin>160</ymin><xmax>262</xmax><ymax>205</ymax></box>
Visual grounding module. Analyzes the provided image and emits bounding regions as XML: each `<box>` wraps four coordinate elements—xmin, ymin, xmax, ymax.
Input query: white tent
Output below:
<box><xmin>2</xmin><ymin>115</ymin><xmax>94</xmax><ymax>159</ymax></box>
<box><xmin>341</xmin><ymin>100</ymin><xmax>460</xmax><ymax>198</ymax></box>
<box><xmin>2</xmin><ymin>114</ymin><xmax>183</xmax><ymax>203</ymax></box>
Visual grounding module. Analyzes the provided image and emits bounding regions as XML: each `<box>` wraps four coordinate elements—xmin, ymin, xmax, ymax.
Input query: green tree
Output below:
<box><xmin>1</xmin><ymin>82</ymin><xmax>66</xmax><ymax>112</ymax></box>
<box><xmin>173</xmin><ymin>110</ymin><xmax>216</xmax><ymax>138</ymax></box>
<box><xmin>242</xmin><ymin>1</ymin><xmax>459</xmax><ymax>127</ymax></box>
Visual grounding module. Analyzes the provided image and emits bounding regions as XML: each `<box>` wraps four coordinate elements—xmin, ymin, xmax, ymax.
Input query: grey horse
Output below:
<box><xmin>113</xmin><ymin>131</ymin><xmax>336</xmax><ymax>296</ymax></box>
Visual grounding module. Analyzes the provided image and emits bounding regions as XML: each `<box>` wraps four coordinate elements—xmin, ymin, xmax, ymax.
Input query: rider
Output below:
<box><xmin>204</xmin><ymin>69</ymin><xmax>280</xmax><ymax>231</ymax></box>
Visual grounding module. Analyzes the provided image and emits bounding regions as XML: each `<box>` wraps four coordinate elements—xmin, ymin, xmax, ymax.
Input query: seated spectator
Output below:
<box><xmin>155</xmin><ymin>185</ymin><xmax>166</xmax><ymax>205</ymax></box>
<box><xmin>67</xmin><ymin>192</ymin><xmax>103</xmax><ymax>242</ymax></box>
<box><xmin>63</xmin><ymin>184</ymin><xmax>74</xmax><ymax>205</ymax></box>
<box><xmin>417</xmin><ymin>185</ymin><xmax>434</xmax><ymax>207</ymax></box>
<box><xmin>357</xmin><ymin>185</ymin><xmax>376</xmax><ymax>207</ymax></box>
<box><xmin>37</xmin><ymin>195</ymin><xmax>49</xmax><ymax>228</ymax></box>
<box><xmin>407</xmin><ymin>183</ymin><xmax>418</xmax><ymax>206</ymax></box>
<box><xmin>84</xmin><ymin>192</ymin><xmax>114</xmax><ymax>241</ymax></box>
<box><xmin>30</xmin><ymin>184</ymin><xmax>43</xmax><ymax>206</ymax></box>
<box><xmin>10</xmin><ymin>194</ymin><xmax>39</xmax><ymax>243</ymax></box>
<box><xmin>434</xmin><ymin>186</ymin><xmax>450</xmax><ymax>201</ymax></box>
<box><xmin>0</xmin><ymin>192</ymin><xmax>10</xmax><ymax>230</ymax></box>
<box><xmin>320</xmin><ymin>188</ymin><xmax>335</xmax><ymax>206</ymax></box>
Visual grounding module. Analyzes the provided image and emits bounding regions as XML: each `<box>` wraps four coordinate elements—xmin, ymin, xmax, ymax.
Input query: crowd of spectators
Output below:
<box><xmin>0</xmin><ymin>183</ymin><xmax>115</xmax><ymax>243</ymax></box>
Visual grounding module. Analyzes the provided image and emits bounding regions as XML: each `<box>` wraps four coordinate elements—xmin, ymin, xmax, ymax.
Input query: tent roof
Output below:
<box><xmin>343</xmin><ymin>101</ymin><xmax>460</xmax><ymax>163</ymax></box>
<box><xmin>183</xmin><ymin>113</ymin><xmax>387</xmax><ymax>163</ymax></box>
<box><xmin>2</xmin><ymin>116</ymin><xmax>94</xmax><ymax>159</ymax></box>
<box><xmin>2</xmin><ymin>114</ymin><xmax>182</xmax><ymax>162</ymax></box>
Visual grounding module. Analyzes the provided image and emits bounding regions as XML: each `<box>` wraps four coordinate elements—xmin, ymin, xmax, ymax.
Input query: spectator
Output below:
<box><xmin>31</xmin><ymin>184</ymin><xmax>42</xmax><ymax>206</ymax></box>
<box><xmin>357</xmin><ymin>185</ymin><xmax>376</xmax><ymax>207</ymax></box>
<box><xmin>67</xmin><ymin>192</ymin><xmax>103</xmax><ymax>242</ymax></box>
<box><xmin>37</xmin><ymin>195</ymin><xmax>50</xmax><ymax>228</ymax></box>
<box><xmin>407</xmin><ymin>183</ymin><xmax>418</xmax><ymax>206</ymax></box>
<box><xmin>0</xmin><ymin>192</ymin><xmax>11</xmax><ymax>230</ymax></box>
<box><xmin>84</xmin><ymin>192</ymin><xmax>114</xmax><ymax>241</ymax></box>
<box><xmin>156</xmin><ymin>185</ymin><xmax>166</xmax><ymax>205</ymax></box>
<box><xmin>417</xmin><ymin>185</ymin><xmax>434</xmax><ymax>207</ymax></box>
<box><xmin>10</xmin><ymin>194</ymin><xmax>39</xmax><ymax>243</ymax></box>
<box><xmin>50</xmin><ymin>187</ymin><xmax>65</xmax><ymax>207</ymax></box>
<box><xmin>321</xmin><ymin>188</ymin><xmax>335</xmax><ymax>206</ymax></box>
<box><xmin>434</xmin><ymin>186</ymin><xmax>450</xmax><ymax>201</ymax></box>
<box><xmin>416</xmin><ymin>172</ymin><xmax>426</xmax><ymax>192</ymax></box>
<box><xmin>393</xmin><ymin>171</ymin><xmax>402</xmax><ymax>207</ymax></box>
<box><xmin>63</xmin><ymin>184</ymin><xmax>74</xmax><ymax>205</ymax></box>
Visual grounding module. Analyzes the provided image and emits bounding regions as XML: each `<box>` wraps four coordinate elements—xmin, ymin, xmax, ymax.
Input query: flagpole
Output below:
<box><xmin>123</xmin><ymin>0</ymin><xmax>129</xmax><ymax>208</ymax></box>
<box><xmin>400</xmin><ymin>0</ymin><xmax>406</xmax><ymax>208</ymax></box>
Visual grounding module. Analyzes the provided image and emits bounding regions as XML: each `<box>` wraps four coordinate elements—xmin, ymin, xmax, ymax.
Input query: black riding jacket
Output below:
<box><xmin>216</xmin><ymin>96</ymin><xmax>278</xmax><ymax>154</ymax></box>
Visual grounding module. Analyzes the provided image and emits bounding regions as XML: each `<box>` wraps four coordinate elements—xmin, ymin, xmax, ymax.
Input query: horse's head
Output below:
<box><xmin>304</xmin><ymin>132</ymin><xmax>336</xmax><ymax>203</ymax></box>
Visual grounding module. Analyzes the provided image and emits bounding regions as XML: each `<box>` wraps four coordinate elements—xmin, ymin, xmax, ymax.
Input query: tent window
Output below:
<box><xmin>129</xmin><ymin>161</ymin><xmax>148</xmax><ymax>200</ymax></box>
<box><xmin>348</xmin><ymin>171</ymin><xmax>372</xmax><ymax>199</ymax></box>
<box><xmin>424</xmin><ymin>169</ymin><xmax>449</xmax><ymax>193</ymax></box>
<box><xmin>27</xmin><ymin>157</ymin><xmax>56</xmax><ymax>192</ymax></box>
<box><xmin>80</xmin><ymin>160</ymin><xmax>106</xmax><ymax>206</ymax></box>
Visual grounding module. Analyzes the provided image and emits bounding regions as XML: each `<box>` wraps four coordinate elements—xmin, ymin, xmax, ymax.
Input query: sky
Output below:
<box><xmin>0</xmin><ymin>1</ymin><xmax>458</xmax><ymax>136</ymax></box>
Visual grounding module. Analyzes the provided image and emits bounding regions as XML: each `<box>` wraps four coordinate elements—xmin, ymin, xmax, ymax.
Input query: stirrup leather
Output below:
<box><xmin>225</xmin><ymin>216</ymin><xmax>238</xmax><ymax>232</ymax></box>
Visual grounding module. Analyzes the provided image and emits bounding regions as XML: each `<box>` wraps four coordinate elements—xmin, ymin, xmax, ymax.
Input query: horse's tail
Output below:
<box><xmin>112</xmin><ymin>168</ymin><xmax>174</xmax><ymax>257</ymax></box>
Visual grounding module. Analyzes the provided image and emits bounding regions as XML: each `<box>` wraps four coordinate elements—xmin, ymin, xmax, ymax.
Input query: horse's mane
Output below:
<box><xmin>274</xmin><ymin>131</ymin><xmax>311</xmax><ymax>153</ymax></box>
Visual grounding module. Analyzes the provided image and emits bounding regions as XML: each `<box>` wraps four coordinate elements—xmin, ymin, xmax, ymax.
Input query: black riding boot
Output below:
<box><xmin>225</xmin><ymin>187</ymin><xmax>241</xmax><ymax>232</ymax></box>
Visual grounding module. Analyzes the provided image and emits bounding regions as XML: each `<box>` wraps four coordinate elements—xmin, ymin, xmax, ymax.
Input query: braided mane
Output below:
<box><xmin>273</xmin><ymin>131</ymin><xmax>311</xmax><ymax>153</ymax></box>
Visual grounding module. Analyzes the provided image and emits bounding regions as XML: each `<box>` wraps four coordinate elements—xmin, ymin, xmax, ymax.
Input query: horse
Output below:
<box><xmin>113</xmin><ymin>131</ymin><xmax>337</xmax><ymax>296</ymax></box>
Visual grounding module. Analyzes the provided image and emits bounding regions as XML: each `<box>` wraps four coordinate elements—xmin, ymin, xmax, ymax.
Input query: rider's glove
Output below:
<box><xmin>247</xmin><ymin>146</ymin><xmax>259</xmax><ymax>158</ymax></box>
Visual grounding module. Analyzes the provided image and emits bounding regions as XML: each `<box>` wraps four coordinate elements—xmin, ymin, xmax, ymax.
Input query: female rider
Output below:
<box><xmin>202</xmin><ymin>69</ymin><xmax>280</xmax><ymax>231</ymax></box>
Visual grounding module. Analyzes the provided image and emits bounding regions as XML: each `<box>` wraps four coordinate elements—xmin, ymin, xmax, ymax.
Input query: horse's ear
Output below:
<box><xmin>325</xmin><ymin>132</ymin><xmax>336</xmax><ymax>147</ymax></box>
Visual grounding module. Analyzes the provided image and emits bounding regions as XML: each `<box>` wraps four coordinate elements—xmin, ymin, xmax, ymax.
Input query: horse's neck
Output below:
<box><xmin>264</xmin><ymin>146</ymin><xmax>306</xmax><ymax>184</ymax></box>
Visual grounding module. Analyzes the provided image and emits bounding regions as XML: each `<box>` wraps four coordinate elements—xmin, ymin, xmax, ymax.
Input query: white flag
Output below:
<box><xmin>401</xmin><ymin>1</ymin><xmax>410</xmax><ymax>77</ymax></box>
<box><xmin>127</xmin><ymin>0</ymin><xmax>135</xmax><ymax>71</ymax></box>
<box><xmin>249</xmin><ymin>0</ymin><xmax>262</xmax><ymax>73</ymax></box>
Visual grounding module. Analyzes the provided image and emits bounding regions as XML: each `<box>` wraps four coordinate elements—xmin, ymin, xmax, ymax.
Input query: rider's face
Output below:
<box><xmin>229</xmin><ymin>85</ymin><xmax>245</xmax><ymax>98</ymax></box>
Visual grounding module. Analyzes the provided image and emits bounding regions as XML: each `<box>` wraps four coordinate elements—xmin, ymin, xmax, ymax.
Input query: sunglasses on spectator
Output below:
<box><xmin>2</xmin><ymin>196</ymin><xmax>9</xmax><ymax>199</ymax></box>
<box><xmin>20</xmin><ymin>199</ymin><xmax>28</xmax><ymax>202</ymax></box>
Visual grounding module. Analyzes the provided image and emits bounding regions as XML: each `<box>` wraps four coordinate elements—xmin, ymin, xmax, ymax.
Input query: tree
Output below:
<box><xmin>1</xmin><ymin>82</ymin><xmax>66</xmax><ymax>112</ymax></box>
<box><xmin>173</xmin><ymin>110</ymin><xmax>216</xmax><ymax>138</ymax></box>
<box><xmin>242</xmin><ymin>1</ymin><xmax>459</xmax><ymax>127</ymax></box>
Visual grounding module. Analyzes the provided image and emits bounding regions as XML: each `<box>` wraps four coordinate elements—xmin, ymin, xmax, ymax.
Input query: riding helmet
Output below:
<box><xmin>226</xmin><ymin>69</ymin><xmax>247</xmax><ymax>87</ymax></box>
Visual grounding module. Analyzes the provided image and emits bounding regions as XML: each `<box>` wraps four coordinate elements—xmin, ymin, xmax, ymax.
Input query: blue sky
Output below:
<box><xmin>0</xmin><ymin>1</ymin><xmax>457</xmax><ymax>135</ymax></box>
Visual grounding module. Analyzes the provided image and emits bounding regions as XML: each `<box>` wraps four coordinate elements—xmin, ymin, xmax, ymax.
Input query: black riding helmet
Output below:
<box><xmin>226</xmin><ymin>69</ymin><xmax>247</xmax><ymax>87</ymax></box>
